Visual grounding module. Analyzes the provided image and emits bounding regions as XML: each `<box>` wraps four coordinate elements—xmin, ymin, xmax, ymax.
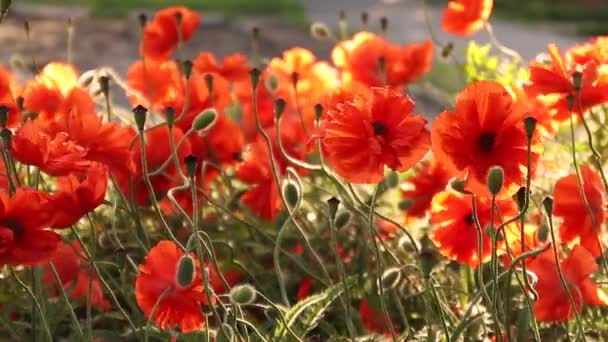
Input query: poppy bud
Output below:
<box><xmin>334</xmin><ymin>211</ymin><xmax>352</xmax><ymax>229</ymax></box>
<box><xmin>274</xmin><ymin>98</ymin><xmax>286</xmax><ymax>120</ymax></box>
<box><xmin>176</xmin><ymin>254</ymin><xmax>196</xmax><ymax>288</ymax></box>
<box><xmin>204</xmin><ymin>73</ymin><xmax>214</xmax><ymax>94</ymax></box>
<box><xmin>361</xmin><ymin>12</ymin><xmax>369</xmax><ymax>26</ymax></box>
<box><xmin>132</xmin><ymin>105</ymin><xmax>147</xmax><ymax>131</ymax></box>
<box><xmin>487</xmin><ymin>166</ymin><xmax>504</xmax><ymax>195</ymax></box>
<box><xmin>441</xmin><ymin>42</ymin><xmax>454</xmax><ymax>59</ymax></box>
<box><xmin>419</xmin><ymin>248</ymin><xmax>437</xmax><ymax>278</ymax></box>
<box><xmin>537</xmin><ymin>224</ymin><xmax>549</xmax><ymax>242</ymax></box>
<box><xmin>450</xmin><ymin>179</ymin><xmax>468</xmax><ymax>194</ymax></box>
<box><xmin>230</xmin><ymin>284</ymin><xmax>257</xmax><ymax>305</ymax></box>
<box><xmin>0</xmin><ymin>128</ymin><xmax>11</xmax><ymax>149</ymax></box>
<box><xmin>542</xmin><ymin>197</ymin><xmax>553</xmax><ymax>216</ymax></box>
<box><xmin>514</xmin><ymin>186</ymin><xmax>527</xmax><ymax>210</ymax></box>
<box><xmin>282</xmin><ymin>179</ymin><xmax>300</xmax><ymax>209</ymax></box>
<box><xmin>314</xmin><ymin>103</ymin><xmax>323</xmax><ymax>123</ymax></box>
<box><xmin>572</xmin><ymin>71</ymin><xmax>582</xmax><ymax>92</ymax></box>
<box><xmin>15</xmin><ymin>96</ymin><xmax>24</xmax><ymax>112</ymax></box>
<box><xmin>250</xmin><ymin>68</ymin><xmax>261</xmax><ymax>90</ymax></box>
<box><xmin>523</xmin><ymin>117</ymin><xmax>537</xmax><ymax>141</ymax></box>
<box><xmin>291</xmin><ymin>72</ymin><xmax>299</xmax><ymax>88</ymax></box>
<box><xmin>327</xmin><ymin>197</ymin><xmax>340</xmax><ymax>221</ymax></box>
<box><xmin>98</xmin><ymin>75</ymin><xmax>110</xmax><ymax>98</ymax></box>
<box><xmin>310</xmin><ymin>22</ymin><xmax>332</xmax><ymax>40</ymax></box>
<box><xmin>384</xmin><ymin>172</ymin><xmax>399</xmax><ymax>188</ymax></box>
<box><xmin>192</xmin><ymin>108</ymin><xmax>217</xmax><ymax>131</ymax></box>
<box><xmin>164</xmin><ymin>107</ymin><xmax>175</xmax><ymax>127</ymax></box>
<box><xmin>398</xmin><ymin>202</ymin><xmax>413</xmax><ymax>214</ymax></box>
<box><xmin>566</xmin><ymin>94</ymin><xmax>575</xmax><ymax>111</ymax></box>
<box><xmin>380</xmin><ymin>267</ymin><xmax>401</xmax><ymax>290</ymax></box>
<box><xmin>182</xmin><ymin>60</ymin><xmax>193</xmax><ymax>79</ymax></box>
<box><xmin>216</xmin><ymin>324</ymin><xmax>235</xmax><ymax>342</ymax></box>
<box><xmin>184</xmin><ymin>155</ymin><xmax>198</xmax><ymax>178</ymax></box>
<box><xmin>0</xmin><ymin>106</ymin><xmax>9</xmax><ymax>127</ymax></box>
<box><xmin>265</xmin><ymin>73</ymin><xmax>280</xmax><ymax>94</ymax></box>
<box><xmin>174</xmin><ymin>11</ymin><xmax>183</xmax><ymax>26</ymax></box>
<box><xmin>138</xmin><ymin>13</ymin><xmax>147</xmax><ymax>28</ymax></box>
<box><xmin>380</xmin><ymin>16</ymin><xmax>388</xmax><ymax>33</ymax></box>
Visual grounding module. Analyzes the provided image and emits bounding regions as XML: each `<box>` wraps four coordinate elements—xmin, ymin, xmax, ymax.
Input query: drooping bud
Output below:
<box><xmin>542</xmin><ymin>197</ymin><xmax>553</xmax><ymax>216</ymax></box>
<box><xmin>182</xmin><ymin>60</ymin><xmax>193</xmax><ymax>79</ymax></box>
<box><xmin>282</xmin><ymin>179</ymin><xmax>301</xmax><ymax>209</ymax></box>
<box><xmin>310</xmin><ymin>22</ymin><xmax>332</xmax><ymax>40</ymax></box>
<box><xmin>523</xmin><ymin>116</ymin><xmax>537</xmax><ymax>141</ymax></box>
<box><xmin>176</xmin><ymin>254</ymin><xmax>196</xmax><ymax>288</ymax></box>
<box><xmin>380</xmin><ymin>267</ymin><xmax>402</xmax><ymax>290</ymax></box>
<box><xmin>164</xmin><ymin>107</ymin><xmax>175</xmax><ymax>127</ymax></box>
<box><xmin>450</xmin><ymin>179</ymin><xmax>468</xmax><ymax>194</ymax></box>
<box><xmin>230</xmin><ymin>284</ymin><xmax>257</xmax><ymax>305</ymax></box>
<box><xmin>274</xmin><ymin>98</ymin><xmax>286</xmax><ymax>120</ymax></box>
<box><xmin>192</xmin><ymin>108</ymin><xmax>217</xmax><ymax>131</ymax></box>
<box><xmin>0</xmin><ymin>106</ymin><xmax>9</xmax><ymax>127</ymax></box>
<box><xmin>487</xmin><ymin>166</ymin><xmax>504</xmax><ymax>195</ymax></box>
<box><xmin>132</xmin><ymin>105</ymin><xmax>147</xmax><ymax>131</ymax></box>
<box><xmin>327</xmin><ymin>197</ymin><xmax>340</xmax><ymax>221</ymax></box>
<box><xmin>184</xmin><ymin>155</ymin><xmax>198</xmax><ymax>178</ymax></box>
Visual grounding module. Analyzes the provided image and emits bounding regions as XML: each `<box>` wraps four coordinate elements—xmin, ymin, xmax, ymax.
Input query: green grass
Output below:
<box><xmin>23</xmin><ymin>0</ymin><xmax>307</xmax><ymax>24</ymax></box>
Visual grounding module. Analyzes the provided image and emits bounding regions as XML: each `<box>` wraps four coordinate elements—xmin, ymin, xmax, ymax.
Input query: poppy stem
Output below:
<box><xmin>11</xmin><ymin>267</ymin><xmax>52</xmax><ymax>342</ymax></box>
<box><xmin>48</xmin><ymin>262</ymin><xmax>84</xmax><ymax>338</ymax></box>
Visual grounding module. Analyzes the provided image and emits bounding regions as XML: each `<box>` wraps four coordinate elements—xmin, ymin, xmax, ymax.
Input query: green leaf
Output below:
<box><xmin>270</xmin><ymin>276</ymin><xmax>358</xmax><ymax>341</ymax></box>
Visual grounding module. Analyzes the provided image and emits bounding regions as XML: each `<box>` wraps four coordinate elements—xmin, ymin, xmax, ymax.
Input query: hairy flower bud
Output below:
<box><xmin>192</xmin><ymin>108</ymin><xmax>217</xmax><ymax>131</ymax></box>
<box><xmin>230</xmin><ymin>284</ymin><xmax>257</xmax><ymax>305</ymax></box>
<box><xmin>487</xmin><ymin>166</ymin><xmax>504</xmax><ymax>195</ymax></box>
<box><xmin>176</xmin><ymin>255</ymin><xmax>196</xmax><ymax>288</ymax></box>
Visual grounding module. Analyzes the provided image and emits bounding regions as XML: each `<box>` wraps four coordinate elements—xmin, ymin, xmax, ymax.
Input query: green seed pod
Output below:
<box><xmin>192</xmin><ymin>108</ymin><xmax>217</xmax><ymax>131</ymax></box>
<box><xmin>176</xmin><ymin>255</ymin><xmax>196</xmax><ymax>288</ymax></box>
<box><xmin>230</xmin><ymin>284</ymin><xmax>257</xmax><ymax>305</ymax></box>
<box><xmin>487</xmin><ymin>166</ymin><xmax>504</xmax><ymax>196</ymax></box>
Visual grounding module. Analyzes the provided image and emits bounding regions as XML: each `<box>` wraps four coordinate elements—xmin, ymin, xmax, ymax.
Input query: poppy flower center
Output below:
<box><xmin>463</xmin><ymin>213</ymin><xmax>475</xmax><ymax>225</ymax></box>
<box><xmin>372</xmin><ymin>121</ymin><xmax>386</xmax><ymax>136</ymax></box>
<box><xmin>0</xmin><ymin>217</ymin><xmax>24</xmax><ymax>237</ymax></box>
<box><xmin>477</xmin><ymin>132</ymin><xmax>496</xmax><ymax>153</ymax></box>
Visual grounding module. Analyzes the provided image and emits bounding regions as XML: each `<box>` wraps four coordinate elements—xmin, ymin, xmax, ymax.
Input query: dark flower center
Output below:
<box><xmin>477</xmin><ymin>132</ymin><xmax>496</xmax><ymax>153</ymax></box>
<box><xmin>372</xmin><ymin>121</ymin><xmax>386</xmax><ymax>136</ymax></box>
<box><xmin>232</xmin><ymin>152</ymin><xmax>243</xmax><ymax>162</ymax></box>
<box><xmin>0</xmin><ymin>217</ymin><xmax>24</xmax><ymax>237</ymax></box>
<box><xmin>463</xmin><ymin>214</ymin><xmax>475</xmax><ymax>225</ymax></box>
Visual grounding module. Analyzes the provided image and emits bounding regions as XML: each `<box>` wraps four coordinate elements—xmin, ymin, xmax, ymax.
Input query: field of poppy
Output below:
<box><xmin>1</xmin><ymin>0</ymin><xmax>608</xmax><ymax>341</ymax></box>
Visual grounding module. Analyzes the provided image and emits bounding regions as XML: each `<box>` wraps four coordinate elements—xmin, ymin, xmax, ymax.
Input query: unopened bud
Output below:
<box><xmin>514</xmin><ymin>186</ymin><xmax>527</xmax><ymax>210</ymax></box>
<box><xmin>132</xmin><ymin>105</ymin><xmax>147</xmax><ymax>131</ymax></box>
<box><xmin>523</xmin><ymin>117</ymin><xmax>537</xmax><ymax>141</ymax></box>
<box><xmin>450</xmin><ymin>179</ymin><xmax>468</xmax><ymax>194</ymax></box>
<box><xmin>274</xmin><ymin>98</ymin><xmax>286</xmax><ymax>119</ymax></box>
<box><xmin>164</xmin><ymin>107</ymin><xmax>175</xmax><ymax>127</ymax></box>
<box><xmin>314</xmin><ymin>104</ymin><xmax>323</xmax><ymax>123</ymax></box>
<box><xmin>282</xmin><ymin>179</ymin><xmax>300</xmax><ymax>209</ymax></box>
<box><xmin>361</xmin><ymin>12</ymin><xmax>369</xmax><ymax>26</ymax></box>
<box><xmin>334</xmin><ymin>211</ymin><xmax>352</xmax><ymax>229</ymax></box>
<box><xmin>230</xmin><ymin>284</ymin><xmax>257</xmax><ymax>305</ymax></box>
<box><xmin>204</xmin><ymin>73</ymin><xmax>214</xmax><ymax>94</ymax></box>
<box><xmin>310</xmin><ymin>22</ymin><xmax>332</xmax><ymax>40</ymax></box>
<box><xmin>542</xmin><ymin>197</ymin><xmax>553</xmax><ymax>216</ymax></box>
<box><xmin>419</xmin><ymin>248</ymin><xmax>437</xmax><ymax>278</ymax></box>
<box><xmin>384</xmin><ymin>172</ymin><xmax>399</xmax><ymax>188</ymax></box>
<box><xmin>137</xmin><ymin>13</ymin><xmax>147</xmax><ymax>29</ymax></box>
<box><xmin>380</xmin><ymin>267</ymin><xmax>402</xmax><ymax>290</ymax></box>
<box><xmin>192</xmin><ymin>108</ymin><xmax>217</xmax><ymax>131</ymax></box>
<box><xmin>182</xmin><ymin>60</ymin><xmax>193</xmax><ymax>79</ymax></box>
<box><xmin>176</xmin><ymin>254</ymin><xmax>196</xmax><ymax>288</ymax></box>
<box><xmin>566</xmin><ymin>94</ymin><xmax>575</xmax><ymax>111</ymax></box>
<box><xmin>184</xmin><ymin>155</ymin><xmax>198</xmax><ymax>178</ymax></box>
<box><xmin>98</xmin><ymin>75</ymin><xmax>110</xmax><ymax>97</ymax></box>
<box><xmin>250</xmin><ymin>68</ymin><xmax>261</xmax><ymax>90</ymax></box>
<box><xmin>265</xmin><ymin>74</ymin><xmax>280</xmax><ymax>94</ymax></box>
<box><xmin>487</xmin><ymin>166</ymin><xmax>504</xmax><ymax>195</ymax></box>
<box><xmin>537</xmin><ymin>225</ymin><xmax>549</xmax><ymax>242</ymax></box>
<box><xmin>398</xmin><ymin>199</ymin><xmax>413</xmax><ymax>211</ymax></box>
<box><xmin>380</xmin><ymin>17</ymin><xmax>388</xmax><ymax>33</ymax></box>
<box><xmin>327</xmin><ymin>197</ymin><xmax>340</xmax><ymax>220</ymax></box>
<box><xmin>572</xmin><ymin>71</ymin><xmax>582</xmax><ymax>91</ymax></box>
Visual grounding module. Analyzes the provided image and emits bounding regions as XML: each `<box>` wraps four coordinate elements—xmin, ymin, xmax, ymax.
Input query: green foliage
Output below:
<box><xmin>464</xmin><ymin>41</ymin><xmax>528</xmax><ymax>87</ymax></box>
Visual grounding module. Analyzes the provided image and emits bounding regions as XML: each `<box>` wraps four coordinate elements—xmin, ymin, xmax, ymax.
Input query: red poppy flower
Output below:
<box><xmin>359</xmin><ymin>298</ymin><xmax>394</xmax><ymax>335</ymax></box>
<box><xmin>0</xmin><ymin>188</ymin><xmax>58</xmax><ymax>266</ymax></box>
<box><xmin>188</xmin><ymin>113</ymin><xmax>244</xmax><ymax>171</ymax></box>
<box><xmin>0</xmin><ymin>65</ymin><xmax>20</xmax><ymax>127</ymax></box>
<box><xmin>528</xmin><ymin>245</ymin><xmax>608</xmax><ymax>322</ymax></box>
<box><xmin>48</xmin><ymin>164</ymin><xmax>108</xmax><ymax>228</ymax></box>
<box><xmin>140</xmin><ymin>7</ymin><xmax>201</xmax><ymax>61</ymax></box>
<box><xmin>512</xmin><ymin>86</ymin><xmax>560</xmax><ymax>137</ymax></box>
<box><xmin>296</xmin><ymin>278</ymin><xmax>314</xmax><ymax>301</ymax></box>
<box><xmin>135</xmin><ymin>240</ymin><xmax>210</xmax><ymax>333</ymax></box>
<box><xmin>332</xmin><ymin>32</ymin><xmax>433</xmax><ymax>88</ymax></box>
<box><xmin>321</xmin><ymin>86</ymin><xmax>430</xmax><ymax>184</ymax></box>
<box><xmin>126</xmin><ymin>60</ymin><xmax>183</xmax><ymax>111</ymax></box>
<box><xmin>193</xmin><ymin>52</ymin><xmax>250</xmax><ymax>82</ymax></box>
<box><xmin>553</xmin><ymin>165</ymin><xmax>606</xmax><ymax>257</ymax></box>
<box><xmin>42</xmin><ymin>240</ymin><xmax>111</xmax><ymax>311</ymax></box>
<box><xmin>432</xmin><ymin>80</ymin><xmax>542</xmax><ymax>197</ymax></box>
<box><xmin>502</xmin><ymin>223</ymin><xmax>544</xmax><ymax>267</ymax></box>
<box><xmin>526</xmin><ymin>44</ymin><xmax>608</xmax><ymax>117</ymax></box>
<box><xmin>402</xmin><ymin>160</ymin><xmax>451</xmax><ymax>218</ymax></box>
<box><xmin>566</xmin><ymin>36</ymin><xmax>608</xmax><ymax>66</ymax></box>
<box><xmin>429</xmin><ymin>191</ymin><xmax>517</xmax><ymax>267</ymax></box>
<box><xmin>442</xmin><ymin>0</ymin><xmax>493</xmax><ymax>36</ymax></box>
<box><xmin>116</xmin><ymin>124</ymin><xmax>191</xmax><ymax>206</ymax></box>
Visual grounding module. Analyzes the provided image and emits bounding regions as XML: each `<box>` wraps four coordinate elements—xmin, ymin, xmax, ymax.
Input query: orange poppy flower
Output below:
<box><xmin>402</xmin><ymin>160</ymin><xmax>452</xmax><ymax>218</ymax></box>
<box><xmin>441</xmin><ymin>0</ymin><xmax>493</xmax><ymax>36</ymax></box>
<box><xmin>0</xmin><ymin>188</ymin><xmax>58</xmax><ymax>266</ymax></box>
<box><xmin>235</xmin><ymin>139</ymin><xmax>282</xmax><ymax>220</ymax></box>
<box><xmin>566</xmin><ymin>36</ymin><xmax>608</xmax><ymax>67</ymax></box>
<box><xmin>116</xmin><ymin>124</ymin><xmax>191</xmax><ymax>206</ymax></box>
<box><xmin>42</xmin><ymin>240</ymin><xmax>111</xmax><ymax>311</ymax></box>
<box><xmin>140</xmin><ymin>6</ymin><xmax>201</xmax><ymax>61</ymax></box>
<box><xmin>126</xmin><ymin>60</ymin><xmax>183</xmax><ymax>111</ymax></box>
<box><xmin>526</xmin><ymin>44</ymin><xmax>608</xmax><ymax>117</ymax></box>
<box><xmin>321</xmin><ymin>86</ymin><xmax>430</xmax><ymax>184</ymax></box>
<box><xmin>193</xmin><ymin>52</ymin><xmax>250</xmax><ymax>82</ymax></box>
<box><xmin>332</xmin><ymin>32</ymin><xmax>433</xmax><ymax>88</ymax></box>
<box><xmin>553</xmin><ymin>165</ymin><xmax>606</xmax><ymax>257</ymax></box>
<box><xmin>429</xmin><ymin>191</ymin><xmax>517</xmax><ymax>267</ymax></box>
<box><xmin>512</xmin><ymin>86</ymin><xmax>560</xmax><ymax>137</ymax></box>
<box><xmin>0</xmin><ymin>65</ymin><xmax>20</xmax><ymax>127</ymax></box>
<box><xmin>135</xmin><ymin>240</ymin><xmax>210</xmax><ymax>333</ymax></box>
<box><xmin>12</xmin><ymin>119</ymin><xmax>90</xmax><ymax>176</ymax></box>
<box><xmin>528</xmin><ymin>245</ymin><xmax>608</xmax><ymax>322</ymax></box>
<box><xmin>432</xmin><ymin>80</ymin><xmax>542</xmax><ymax>197</ymax></box>
<box><xmin>48</xmin><ymin>164</ymin><xmax>108</xmax><ymax>228</ymax></box>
